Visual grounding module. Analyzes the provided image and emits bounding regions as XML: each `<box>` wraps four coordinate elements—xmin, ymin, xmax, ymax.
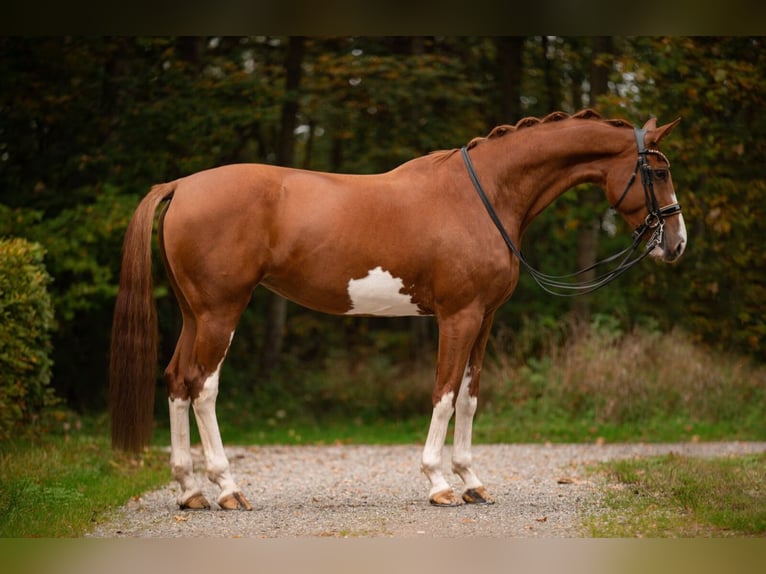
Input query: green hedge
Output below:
<box><xmin>0</xmin><ymin>238</ymin><xmax>56</xmax><ymax>440</ymax></box>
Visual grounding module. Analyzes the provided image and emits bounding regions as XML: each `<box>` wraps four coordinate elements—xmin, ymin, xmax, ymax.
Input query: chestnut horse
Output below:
<box><xmin>110</xmin><ymin>109</ymin><xmax>686</xmax><ymax>510</ymax></box>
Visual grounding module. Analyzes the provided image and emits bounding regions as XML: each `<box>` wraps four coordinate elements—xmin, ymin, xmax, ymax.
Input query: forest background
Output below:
<box><xmin>0</xmin><ymin>37</ymin><xmax>763</xmax><ymax>440</ymax></box>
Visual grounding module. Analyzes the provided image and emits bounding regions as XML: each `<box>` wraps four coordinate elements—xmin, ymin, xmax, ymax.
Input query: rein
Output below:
<box><xmin>461</xmin><ymin>127</ymin><xmax>682</xmax><ymax>297</ymax></box>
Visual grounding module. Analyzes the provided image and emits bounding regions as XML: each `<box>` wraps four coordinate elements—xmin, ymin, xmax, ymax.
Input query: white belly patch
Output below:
<box><xmin>345</xmin><ymin>266</ymin><xmax>421</xmax><ymax>316</ymax></box>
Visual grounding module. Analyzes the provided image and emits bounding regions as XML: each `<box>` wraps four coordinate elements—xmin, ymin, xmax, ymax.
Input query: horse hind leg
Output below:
<box><xmin>166</xmin><ymin>304</ymin><xmax>252</xmax><ymax>511</ymax></box>
<box><xmin>161</xmin><ymin>205</ymin><xmax>211</xmax><ymax>509</ymax></box>
<box><xmin>166</xmin><ymin>318</ymin><xmax>210</xmax><ymax>510</ymax></box>
<box><xmin>160</xmin><ymin>200</ymin><xmax>256</xmax><ymax>510</ymax></box>
<box><xmin>187</xmin><ymin>313</ymin><xmax>253</xmax><ymax>511</ymax></box>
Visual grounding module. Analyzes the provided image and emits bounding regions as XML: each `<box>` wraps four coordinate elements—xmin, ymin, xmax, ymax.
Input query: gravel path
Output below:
<box><xmin>88</xmin><ymin>442</ymin><xmax>765</xmax><ymax>538</ymax></box>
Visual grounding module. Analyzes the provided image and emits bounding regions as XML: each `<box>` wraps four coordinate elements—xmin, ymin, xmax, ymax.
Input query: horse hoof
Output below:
<box><xmin>218</xmin><ymin>491</ymin><xmax>253</xmax><ymax>511</ymax></box>
<box><xmin>179</xmin><ymin>492</ymin><xmax>211</xmax><ymax>510</ymax></box>
<box><xmin>429</xmin><ymin>489</ymin><xmax>463</xmax><ymax>507</ymax></box>
<box><xmin>462</xmin><ymin>487</ymin><xmax>495</xmax><ymax>505</ymax></box>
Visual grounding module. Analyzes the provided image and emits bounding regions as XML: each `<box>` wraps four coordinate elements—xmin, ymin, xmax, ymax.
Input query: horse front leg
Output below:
<box><xmin>421</xmin><ymin>386</ymin><xmax>457</xmax><ymax>505</ymax></box>
<box><xmin>451</xmin><ymin>314</ymin><xmax>495</xmax><ymax>504</ymax></box>
<box><xmin>421</xmin><ymin>308</ymin><xmax>483</xmax><ymax>506</ymax></box>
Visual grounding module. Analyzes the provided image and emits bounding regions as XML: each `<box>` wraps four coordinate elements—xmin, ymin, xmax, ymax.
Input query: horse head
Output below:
<box><xmin>607</xmin><ymin>117</ymin><xmax>687</xmax><ymax>263</ymax></box>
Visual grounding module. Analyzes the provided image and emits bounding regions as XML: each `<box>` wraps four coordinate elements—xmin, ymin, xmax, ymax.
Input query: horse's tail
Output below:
<box><xmin>109</xmin><ymin>181</ymin><xmax>177</xmax><ymax>452</ymax></box>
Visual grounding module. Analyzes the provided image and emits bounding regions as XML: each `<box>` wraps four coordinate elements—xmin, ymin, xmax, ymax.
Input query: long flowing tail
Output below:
<box><xmin>109</xmin><ymin>182</ymin><xmax>177</xmax><ymax>452</ymax></box>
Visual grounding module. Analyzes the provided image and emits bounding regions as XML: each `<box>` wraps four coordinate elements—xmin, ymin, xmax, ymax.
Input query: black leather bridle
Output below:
<box><xmin>461</xmin><ymin>127</ymin><xmax>683</xmax><ymax>296</ymax></box>
<box><xmin>612</xmin><ymin>127</ymin><xmax>682</xmax><ymax>244</ymax></box>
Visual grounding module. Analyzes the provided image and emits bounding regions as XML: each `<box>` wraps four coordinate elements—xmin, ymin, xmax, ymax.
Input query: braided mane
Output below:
<box><xmin>464</xmin><ymin>109</ymin><xmax>635</xmax><ymax>151</ymax></box>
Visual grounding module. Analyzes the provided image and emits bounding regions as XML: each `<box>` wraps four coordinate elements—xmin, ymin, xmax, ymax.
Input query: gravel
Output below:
<box><xmin>87</xmin><ymin>442</ymin><xmax>766</xmax><ymax>539</ymax></box>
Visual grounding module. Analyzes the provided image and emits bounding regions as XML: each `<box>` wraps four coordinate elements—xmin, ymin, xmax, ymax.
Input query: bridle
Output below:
<box><xmin>461</xmin><ymin>127</ymin><xmax>683</xmax><ymax>296</ymax></box>
<box><xmin>611</xmin><ymin>128</ymin><xmax>682</xmax><ymax>245</ymax></box>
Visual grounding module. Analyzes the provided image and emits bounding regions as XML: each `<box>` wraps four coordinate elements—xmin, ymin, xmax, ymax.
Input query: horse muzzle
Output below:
<box><xmin>650</xmin><ymin>212</ymin><xmax>687</xmax><ymax>263</ymax></box>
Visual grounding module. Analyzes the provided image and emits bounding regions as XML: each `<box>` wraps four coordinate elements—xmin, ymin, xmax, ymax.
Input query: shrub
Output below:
<box><xmin>484</xmin><ymin>317</ymin><xmax>766</xmax><ymax>433</ymax></box>
<box><xmin>0</xmin><ymin>238</ymin><xmax>57</xmax><ymax>440</ymax></box>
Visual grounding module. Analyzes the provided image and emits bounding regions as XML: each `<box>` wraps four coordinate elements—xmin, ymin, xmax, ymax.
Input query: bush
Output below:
<box><xmin>484</xmin><ymin>317</ymin><xmax>766</xmax><ymax>438</ymax></box>
<box><xmin>0</xmin><ymin>238</ymin><xmax>57</xmax><ymax>440</ymax></box>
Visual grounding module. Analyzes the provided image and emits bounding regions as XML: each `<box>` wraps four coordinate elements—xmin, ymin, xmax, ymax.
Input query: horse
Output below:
<box><xmin>109</xmin><ymin>109</ymin><xmax>686</xmax><ymax>510</ymax></box>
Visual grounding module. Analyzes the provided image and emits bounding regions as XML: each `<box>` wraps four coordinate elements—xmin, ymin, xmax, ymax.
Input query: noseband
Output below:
<box><xmin>461</xmin><ymin>127</ymin><xmax>683</xmax><ymax>296</ymax></box>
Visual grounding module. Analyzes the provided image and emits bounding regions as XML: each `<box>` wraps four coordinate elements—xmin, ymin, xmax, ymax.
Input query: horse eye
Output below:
<box><xmin>654</xmin><ymin>169</ymin><xmax>668</xmax><ymax>181</ymax></box>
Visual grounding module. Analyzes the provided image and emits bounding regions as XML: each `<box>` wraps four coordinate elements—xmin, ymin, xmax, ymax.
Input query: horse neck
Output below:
<box><xmin>469</xmin><ymin>123</ymin><xmax>635</xmax><ymax>234</ymax></box>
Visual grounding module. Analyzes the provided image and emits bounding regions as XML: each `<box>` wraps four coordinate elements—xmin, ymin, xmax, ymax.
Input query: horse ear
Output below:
<box><xmin>647</xmin><ymin>117</ymin><xmax>682</xmax><ymax>146</ymax></box>
<box><xmin>642</xmin><ymin>117</ymin><xmax>658</xmax><ymax>131</ymax></box>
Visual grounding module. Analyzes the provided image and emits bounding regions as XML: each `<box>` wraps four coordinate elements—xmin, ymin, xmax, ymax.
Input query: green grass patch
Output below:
<box><xmin>585</xmin><ymin>453</ymin><xmax>766</xmax><ymax>537</ymax></box>
<box><xmin>472</xmin><ymin>411</ymin><xmax>760</xmax><ymax>444</ymax></box>
<box><xmin>0</xmin><ymin>433</ymin><xmax>167</xmax><ymax>537</ymax></box>
<box><xmin>181</xmin><ymin>406</ymin><xmax>761</xmax><ymax>448</ymax></box>
<box><xmin>151</xmin><ymin>413</ymin><xmax>431</xmax><ymax>448</ymax></box>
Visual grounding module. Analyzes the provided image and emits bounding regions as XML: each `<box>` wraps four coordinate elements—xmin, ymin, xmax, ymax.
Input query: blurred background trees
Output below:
<box><xmin>0</xmin><ymin>36</ymin><xmax>763</xmax><ymax>416</ymax></box>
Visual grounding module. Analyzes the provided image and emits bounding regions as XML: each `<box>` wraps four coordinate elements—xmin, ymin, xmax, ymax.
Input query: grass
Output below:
<box><xmin>151</xmin><ymin>413</ymin><xmax>431</xmax><ymax>448</ymax></box>
<box><xmin>0</xmin><ymin>432</ymin><xmax>167</xmax><ymax>537</ymax></box>
<box><xmin>584</xmin><ymin>453</ymin><xmax>766</xmax><ymax>537</ymax></box>
<box><xmin>188</xmin><ymin>407</ymin><xmax>761</xmax><ymax>449</ymax></box>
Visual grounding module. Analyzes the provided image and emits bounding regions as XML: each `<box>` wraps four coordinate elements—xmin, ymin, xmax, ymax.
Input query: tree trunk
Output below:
<box><xmin>261</xmin><ymin>36</ymin><xmax>306</xmax><ymax>374</ymax></box>
<box><xmin>541</xmin><ymin>36</ymin><xmax>561</xmax><ymax>113</ymax></box>
<box><xmin>493</xmin><ymin>37</ymin><xmax>524</xmax><ymax>123</ymax></box>
<box><xmin>573</xmin><ymin>37</ymin><xmax>614</xmax><ymax>325</ymax></box>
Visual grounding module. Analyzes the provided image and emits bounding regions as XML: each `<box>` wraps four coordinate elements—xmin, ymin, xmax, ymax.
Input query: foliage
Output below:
<box><xmin>1</xmin><ymin>189</ymin><xmax>141</xmax><ymax>407</ymax></box>
<box><xmin>598</xmin><ymin>37</ymin><xmax>766</xmax><ymax>357</ymax></box>
<box><xmin>0</xmin><ymin>238</ymin><xmax>57</xmax><ymax>440</ymax></box>
<box><xmin>586</xmin><ymin>453</ymin><xmax>766</xmax><ymax>536</ymax></box>
<box><xmin>480</xmin><ymin>318</ymin><xmax>765</xmax><ymax>443</ymax></box>
<box><xmin>1</xmin><ymin>187</ymin><xmax>139</xmax><ymax>321</ymax></box>
<box><xmin>295</xmin><ymin>37</ymin><xmax>486</xmax><ymax>173</ymax></box>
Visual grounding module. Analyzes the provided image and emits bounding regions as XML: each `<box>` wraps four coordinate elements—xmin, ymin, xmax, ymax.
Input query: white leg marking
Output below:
<box><xmin>452</xmin><ymin>365</ymin><xmax>483</xmax><ymax>490</ymax></box>
<box><xmin>192</xmin><ymin>332</ymin><xmax>241</xmax><ymax>501</ymax></box>
<box><xmin>169</xmin><ymin>396</ymin><xmax>202</xmax><ymax>505</ymax></box>
<box><xmin>345</xmin><ymin>266</ymin><xmax>422</xmax><ymax>316</ymax></box>
<box><xmin>421</xmin><ymin>391</ymin><xmax>455</xmax><ymax>499</ymax></box>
